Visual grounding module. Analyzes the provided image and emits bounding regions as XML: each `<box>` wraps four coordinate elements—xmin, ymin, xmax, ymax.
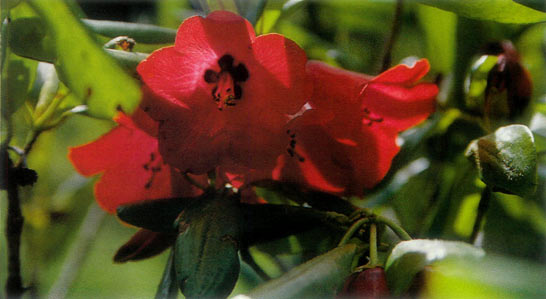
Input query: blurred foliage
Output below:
<box><xmin>1</xmin><ymin>0</ymin><xmax>546</xmax><ymax>298</ymax></box>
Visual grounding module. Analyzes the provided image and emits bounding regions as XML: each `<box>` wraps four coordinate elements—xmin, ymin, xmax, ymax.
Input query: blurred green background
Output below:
<box><xmin>1</xmin><ymin>0</ymin><xmax>545</xmax><ymax>298</ymax></box>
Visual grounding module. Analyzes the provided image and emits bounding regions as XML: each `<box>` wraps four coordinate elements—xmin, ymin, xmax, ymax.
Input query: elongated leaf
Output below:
<box><xmin>465</xmin><ymin>124</ymin><xmax>538</xmax><ymax>197</ymax></box>
<box><xmin>385</xmin><ymin>239</ymin><xmax>485</xmax><ymax>295</ymax></box>
<box><xmin>244</xmin><ymin>244</ymin><xmax>360</xmax><ymax>298</ymax></box>
<box><xmin>418</xmin><ymin>0</ymin><xmax>546</xmax><ymax>24</ymax></box>
<box><xmin>29</xmin><ymin>0</ymin><xmax>141</xmax><ymax>119</ymax></box>
<box><xmin>117</xmin><ymin>197</ymin><xmax>198</xmax><ymax>232</ymax></box>
<box><xmin>82</xmin><ymin>19</ymin><xmax>176</xmax><ymax>44</ymax></box>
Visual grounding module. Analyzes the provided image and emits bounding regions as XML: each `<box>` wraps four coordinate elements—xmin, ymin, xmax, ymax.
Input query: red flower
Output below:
<box><xmin>137</xmin><ymin>11</ymin><xmax>309</xmax><ymax>175</ymax></box>
<box><xmin>68</xmin><ymin>109</ymin><xmax>204</xmax><ymax>213</ymax></box>
<box><xmin>274</xmin><ymin>59</ymin><xmax>438</xmax><ymax>196</ymax></box>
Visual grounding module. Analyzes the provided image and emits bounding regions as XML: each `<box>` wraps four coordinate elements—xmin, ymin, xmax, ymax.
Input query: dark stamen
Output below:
<box><xmin>204</xmin><ymin>69</ymin><xmax>218</xmax><ymax>83</ymax></box>
<box><xmin>218</xmin><ymin>54</ymin><xmax>234</xmax><ymax>69</ymax></box>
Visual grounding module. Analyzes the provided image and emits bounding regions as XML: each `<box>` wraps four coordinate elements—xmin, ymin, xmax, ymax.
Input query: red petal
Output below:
<box><xmin>69</xmin><ymin>113</ymin><xmax>203</xmax><ymax>213</ymax></box>
<box><xmin>174</xmin><ymin>11</ymin><xmax>256</xmax><ymax>57</ymax></box>
<box><xmin>249</xmin><ymin>34</ymin><xmax>309</xmax><ymax>114</ymax></box>
<box><xmin>372</xmin><ymin>59</ymin><xmax>430</xmax><ymax>85</ymax></box>
<box><xmin>362</xmin><ymin>82</ymin><xmax>437</xmax><ymax>132</ymax></box>
<box><xmin>68</xmin><ymin>124</ymin><xmax>134</xmax><ymax>176</ymax></box>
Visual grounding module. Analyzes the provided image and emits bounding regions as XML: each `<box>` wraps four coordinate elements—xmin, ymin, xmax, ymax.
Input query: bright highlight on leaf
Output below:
<box><xmin>29</xmin><ymin>0</ymin><xmax>141</xmax><ymax>119</ymax></box>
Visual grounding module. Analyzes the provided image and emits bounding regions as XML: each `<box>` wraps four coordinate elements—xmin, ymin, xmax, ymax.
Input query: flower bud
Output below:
<box><xmin>464</xmin><ymin>41</ymin><xmax>532</xmax><ymax>121</ymax></box>
<box><xmin>337</xmin><ymin>267</ymin><xmax>390</xmax><ymax>298</ymax></box>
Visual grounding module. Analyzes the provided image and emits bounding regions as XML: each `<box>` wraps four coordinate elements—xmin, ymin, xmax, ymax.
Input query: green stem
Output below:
<box><xmin>369</xmin><ymin>224</ymin><xmax>379</xmax><ymax>267</ymax></box>
<box><xmin>375</xmin><ymin>215</ymin><xmax>412</xmax><ymax>241</ymax></box>
<box><xmin>470</xmin><ymin>187</ymin><xmax>491</xmax><ymax>244</ymax></box>
<box><xmin>338</xmin><ymin>218</ymin><xmax>370</xmax><ymax>246</ymax></box>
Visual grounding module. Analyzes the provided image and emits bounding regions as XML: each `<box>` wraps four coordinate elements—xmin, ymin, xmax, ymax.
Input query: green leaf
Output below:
<box><xmin>2</xmin><ymin>53</ymin><xmax>37</xmax><ymax>117</ymax></box>
<box><xmin>81</xmin><ymin>19</ymin><xmax>177</xmax><ymax>44</ymax></box>
<box><xmin>174</xmin><ymin>193</ymin><xmax>243</xmax><ymax>298</ymax></box>
<box><xmin>7</xmin><ymin>17</ymin><xmax>55</xmax><ymax>63</ymax></box>
<box><xmin>155</xmin><ymin>250</ymin><xmax>178</xmax><ymax>299</ymax></box>
<box><xmin>29</xmin><ymin>0</ymin><xmax>141</xmax><ymax>119</ymax></box>
<box><xmin>384</xmin><ymin>239</ymin><xmax>485</xmax><ymax>295</ymax></box>
<box><xmin>244</xmin><ymin>244</ymin><xmax>360</xmax><ymax>298</ymax></box>
<box><xmin>117</xmin><ymin>196</ymin><xmax>198</xmax><ymax>232</ymax></box>
<box><xmin>465</xmin><ymin>124</ymin><xmax>538</xmax><ymax>197</ymax></box>
<box><xmin>417</xmin><ymin>5</ymin><xmax>456</xmax><ymax>74</ymax></box>
<box><xmin>417</xmin><ymin>0</ymin><xmax>546</xmax><ymax>24</ymax></box>
<box><xmin>427</xmin><ymin>255</ymin><xmax>546</xmax><ymax>298</ymax></box>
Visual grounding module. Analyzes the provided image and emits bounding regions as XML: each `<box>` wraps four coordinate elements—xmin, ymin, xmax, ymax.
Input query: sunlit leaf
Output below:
<box><xmin>426</xmin><ymin>255</ymin><xmax>546</xmax><ymax>298</ymax></box>
<box><xmin>466</xmin><ymin>124</ymin><xmax>538</xmax><ymax>197</ymax></box>
<box><xmin>417</xmin><ymin>5</ymin><xmax>456</xmax><ymax>74</ymax></box>
<box><xmin>29</xmin><ymin>0</ymin><xmax>141</xmax><ymax>119</ymax></box>
<box><xmin>418</xmin><ymin>0</ymin><xmax>546</xmax><ymax>24</ymax></box>
<box><xmin>384</xmin><ymin>239</ymin><xmax>485</xmax><ymax>295</ymax></box>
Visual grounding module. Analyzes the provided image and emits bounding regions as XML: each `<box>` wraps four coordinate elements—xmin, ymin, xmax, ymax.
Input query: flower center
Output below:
<box><xmin>204</xmin><ymin>54</ymin><xmax>249</xmax><ymax>111</ymax></box>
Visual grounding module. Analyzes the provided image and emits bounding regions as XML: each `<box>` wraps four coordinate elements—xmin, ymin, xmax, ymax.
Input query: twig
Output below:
<box><xmin>5</xmin><ymin>157</ymin><xmax>25</xmax><ymax>298</ymax></box>
<box><xmin>470</xmin><ymin>187</ymin><xmax>491</xmax><ymax>244</ymax></box>
<box><xmin>47</xmin><ymin>203</ymin><xmax>106</xmax><ymax>299</ymax></box>
<box><xmin>381</xmin><ymin>0</ymin><xmax>403</xmax><ymax>72</ymax></box>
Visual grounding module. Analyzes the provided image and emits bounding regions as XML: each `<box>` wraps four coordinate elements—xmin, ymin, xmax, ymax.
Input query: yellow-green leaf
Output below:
<box><xmin>29</xmin><ymin>0</ymin><xmax>141</xmax><ymax>119</ymax></box>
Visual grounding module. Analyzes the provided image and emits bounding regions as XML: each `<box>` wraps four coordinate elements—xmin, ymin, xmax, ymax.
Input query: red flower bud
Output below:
<box><xmin>337</xmin><ymin>267</ymin><xmax>390</xmax><ymax>299</ymax></box>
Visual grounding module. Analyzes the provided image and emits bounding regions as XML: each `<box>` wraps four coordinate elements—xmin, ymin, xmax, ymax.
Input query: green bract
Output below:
<box><xmin>466</xmin><ymin>124</ymin><xmax>538</xmax><ymax>197</ymax></box>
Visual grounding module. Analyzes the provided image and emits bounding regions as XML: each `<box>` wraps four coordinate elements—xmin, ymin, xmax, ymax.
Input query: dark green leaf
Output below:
<box><xmin>82</xmin><ymin>19</ymin><xmax>177</xmax><ymax>44</ymax></box>
<box><xmin>244</xmin><ymin>244</ymin><xmax>361</xmax><ymax>298</ymax></box>
<box><xmin>8</xmin><ymin>17</ymin><xmax>55</xmax><ymax>63</ymax></box>
<box><xmin>29</xmin><ymin>0</ymin><xmax>141</xmax><ymax>119</ymax></box>
<box><xmin>155</xmin><ymin>250</ymin><xmax>179</xmax><ymax>299</ymax></box>
<box><xmin>384</xmin><ymin>239</ymin><xmax>485</xmax><ymax>295</ymax></box>
<box><xmin>418</xmin><ymin>0</ymin><xmax>546</xmax><ymax>23</ymax></box>
<box><xmin>241</xmin><ymin>203</ymin><xmax>346</xmax><ymax>246</ymax></box>
<box><xmin>117</xmin><ymin>197</ymin><xmax>198</xmax><ymax>232</ymax></box>
<box><xmin>2</xmin><ymin>53</ymin><xmax>37</xmax><ymax>117</ymax></box>
<box><xmin>174</xmin><ymin>193</ymin><xmax>243</xmax><ymax>298</ymax></box>
<box><xmin>465</xmin><ymin>124</ymin><xmax>538</xmax><ymax>197</ymax></box>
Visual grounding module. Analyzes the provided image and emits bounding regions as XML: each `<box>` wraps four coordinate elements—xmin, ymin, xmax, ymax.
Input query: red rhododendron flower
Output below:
<box><xmin>137</xmin><ymin>11</ymin><xmax>309</xmax><ymax>175</ymax></box>
<box><xmin>68</xmin><ymin>109</ymin><xmax>204</xmax><ymax>213</ymax></box>
<box><xmin>273</xmin><ymin>59</ymin><xmax>438</xmax><ymax>196</ymax></box>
